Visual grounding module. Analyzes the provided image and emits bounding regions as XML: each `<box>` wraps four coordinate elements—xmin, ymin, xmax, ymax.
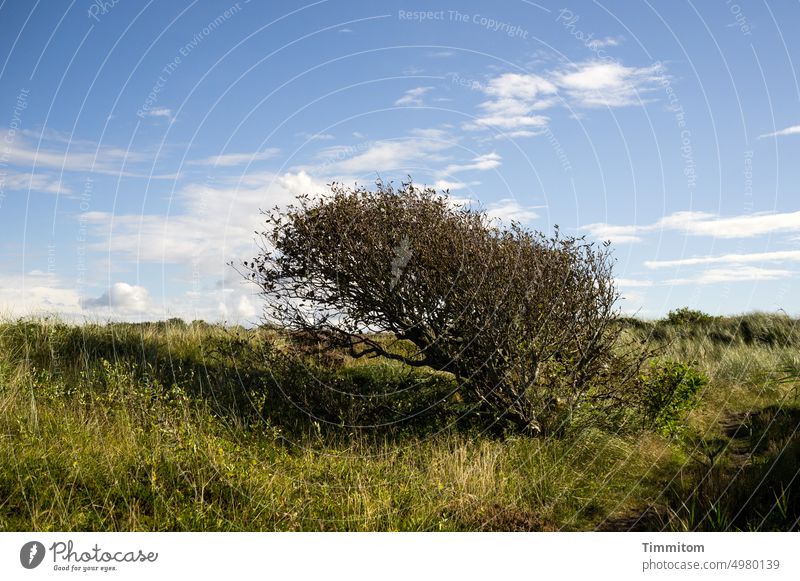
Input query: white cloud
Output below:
<box><xmin>759</xmin><ymin>125</ymin><xmax>800</xmax><ymax>139</ymax></box>
<box><xmin>467</xmin><ymin>73</ymin><xmax>555</xmax><ymax>134</ymax></box>
<box><xmin>645</xmin><ymin>250</ymin><xmax>800</xmax><ymax>269</ymax></box>
<box><xmin>677</xmin><ymin>211</ymin><xmax>800</xmax><ymax>238</ymax></box>
<box><xmin>402</xmin><ymin>66</ymin><xmax>424</xmax><ymax>76</ymax></box>
<box><xmin>580</xmin><ymin>221</ymin><xmax>648</xmax><ymax>244</ymax></box>
<box><xmin>444</xmin><ymin>152</ymin><xmax>501</xmax><ymax>173</ymax></box>
<box><xmin>213</xmin><ymin>285</ymin><xmax>261</xmax><ymax>322</ymax></box>
<box><xmin>433</xmin><ymin>179</ymin><xmax>470</xmax><ymax>191</ymax></box>
<box><xmin>447</xmin><ymin>196</ymin><xmax>540</xmax><ymax>225</ymax></box>
<box><xmin>584</xmin><ymin>210</ymin><xmax>800</xmax><ymax>243</ymax></box>
<box><xmin>1</xmin><ymin>171</ymin><xmax>70</xmax><ymax>194</ymax></box>
<box><xmin>81</xmin><ymin>282</ymin><xmax>151</xmax><ymax>313</ymax></box>
<box><xmin>619</xmin><ymin>290</ymin><xmax>647</xmax><ymax>313</ymax></box>
<box><xmin>324</xmin><ymin>137</ymin><xmax>450</xmax><ymax>174</ymax></box>
<box><xmin>615</xmin><ymin>278</ymin><xmax>654</xmax><ymax>287</ymax></box>
<box><xmin>666</xmin><ymin>266</ymin><xmax>793</xmax><ymax>286</ymax></box>
<box><xmin>472</xmin><ymin>112</ymin><xmax>550</xmax><ymax>132</ymax></box>
<box><xmin>187</xmin><ymin>148</ymin><xmax>280</xmax><ymax>167</ymax></box>
<box><xmin>408</xmin><ymin>128</ymin><xmax>448</xmax><ymax>139</ymax></box>
<box><xmin>0</xmin><ymin>125</ymin><xmax>530</xmax><ymax>322</ymax></box>
<box><xmin>468</xmin><ymin>60</ymin><xmax>666</xmax><ymax>136</ymax></box>
<box><xmin>496</xmin><ymin>130</ymin><xmax>542</xmax><ymax>139</ymax></box>
<box><xmin>0</xmin><ymin>265</ymin><xmax>258</xmax><ymax>324</ymax></box>
<box><xmin>235</xmin><ymin>294</ymin><xmax>257</xmax><ymax>319</ymax></box>
<box><xmin>484</xmin><ymin>198</ymin><xmax>540</xmax><ymax>224</ymax></box>
<box><xmin>0</xmin><ymin>274</ymin><xmax>82</xmax><ymax>318</ymax></box>
<box><xmin>395</xmin><ymin>86</ymin><xmax>433</xmax><ymax>106</ymax></box>
<box><xmin>483</xmin><ymin>73</ymin><xmax>558</xmax><ymax>101</ymax></box>
<box><xmin>278</xmin><ymin>170</ymin><xmax>328</xmax><ymax>196</ymax></box>
<box><xmin>80</xmin><ymin>171</ymin><xmax>300</xmax><ymax>267</ymax></box>
<box><xmin>553</xmin><ymin>60</ymin><xmax>664</xmax><ymax>107</ymax></box>
<box><xmin>65</xmin><ymin>133</ymin><xmax>507</xmax><ymax>322</ymax></box>
<box><xmin>586</xmin><ymin>36</ymin><xmax>622</xmax><ymax>49</ymax></box>
<box><xmin>145</xmin><ymin>107</ymin><xmax>172</xmax><ymax>119</ymax></box>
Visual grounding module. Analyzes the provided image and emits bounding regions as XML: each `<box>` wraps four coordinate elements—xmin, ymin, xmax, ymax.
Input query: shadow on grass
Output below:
<box><xmin>662</xmin><ymin>405</ymin><xmax>800</xmax><ymax>531</ymax></box>
<box><xmin>0</xmin><ymin>319</ymin><xmax>463</xmax><ymax>442</ymax></box>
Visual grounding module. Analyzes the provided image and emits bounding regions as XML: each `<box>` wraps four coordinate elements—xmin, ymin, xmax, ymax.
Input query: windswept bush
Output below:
<box><xmin>241</xmin><ymin>180</ymin><xmax>645</xmax><ymax>434</ymax></box>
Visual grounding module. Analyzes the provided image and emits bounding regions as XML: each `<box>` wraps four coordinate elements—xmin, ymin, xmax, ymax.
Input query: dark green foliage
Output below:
<box><xmin>623</xmin><ymin>311</ymin><xmax>800</xmax><ymax>348</ymax></box>
<box><xmin>665</xmin><ymin>307</ymin><xmax>716</xmax><ymax>326</ymax></box>
<box><xmin>734</xmin><ymin>316</ymin><xmax>798</xmax><ymax>347</ymax></box>
<box><xmin>640</xmin><ymin>360</ymin><xmax>708</xmax><ymax>436</ymax></box>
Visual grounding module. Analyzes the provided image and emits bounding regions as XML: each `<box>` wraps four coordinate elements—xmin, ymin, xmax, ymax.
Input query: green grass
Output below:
<box><xmin>1</xmin><ymin>313</ymin><xmax>798</xmax><ymax>531</ymax></box>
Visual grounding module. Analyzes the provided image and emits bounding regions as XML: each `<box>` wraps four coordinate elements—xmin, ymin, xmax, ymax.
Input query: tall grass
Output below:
<box><xmin>621</xmin><ymin>311</ymin><xmax>800</xmax><ymax>530</ymax></box>
<box><xmin>0</xmin><ymin>358</ymin><xmax>668</xmax><ymax>530</ymax></box>
<box><xmin>1</xmin><ymin>312</ymin><xmax>798</xmax><ymax>531</ymax></box>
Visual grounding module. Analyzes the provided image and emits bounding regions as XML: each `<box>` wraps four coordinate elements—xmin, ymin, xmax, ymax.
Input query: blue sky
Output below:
<box><xmin>1</xmin><ymin>0</ymin><xmax>799</xmax><ymax>321</ymax></box>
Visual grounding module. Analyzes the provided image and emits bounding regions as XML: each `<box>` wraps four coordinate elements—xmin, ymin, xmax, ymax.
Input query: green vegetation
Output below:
<box><xmin>639</xmin><ymin>360</ymin><xmax>708</xmax><ymax>438</ymax></box>
<box><xmin>1</xmin><ymin>310</ymin><xmax>799</xmax><ymax>531</ymax></box>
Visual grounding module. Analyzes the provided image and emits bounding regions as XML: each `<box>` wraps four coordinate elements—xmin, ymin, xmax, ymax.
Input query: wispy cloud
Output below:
<box><xmin>408</xmin><ymin>128</ymin><xmax>448</xmax><ymax>139</ymax></box>
<box><xmin>143</xmin><ymin>107</ymin><xmax>173</xmax><ymax>120</ymax></box>
<box><xmin>296</xmin><ymin>132</ymin><xmax>335</xmax><ymax>141</ymax></box>
<box><xmin>645</xmin><ymin>250</ymin><xmax>800</xmax><ymax>269</ymax></box>
<box><xmin>447</xmin><ymin>195</ymin><xmax>541</xmax><ymax>225</ymax></box>
<box><xmin>584</xmin><ymin>210</ymin><xmax>800</xmax><ymax>243</ymax></box>
<box><xmin>433</xmin><ymin>179</ymin><xmax>472</xmax><ymax>192</ymax></box>
<box><xmin>758</xmin><ymin>125</ymin><xmax>800</xmax><ymax>139</ymax></box>
<box><xmin>444</xmin><ymin>152</ymin><xmax>501</xmax><ymax>173</ymax></box>
<box><xmin>0</xmin><ymin>129</ymin><xmax>177</xmax><ymax>179</ymax></box>
<box><xmin>319</xmin><ymin>136</ymin><xmax>450</xmax><ymax>174</ymax></box>
<box><xmin>586</xmin><ymin>36</ymin><xmax>623</xmax><ymax>49</ymax></box>
<box><xmin>395</xmin><ymin>86</ymin><xmax>433</xmax><ymax>106</ymax></box>
<box><xmin>666</xmin><ymin>266</ymin><xmax>793</xmax><ymax>285</ymax></box>
<box><xmin>615</xmin><ymin>278</ymin><xmax>654</xmax><ymax>287</ymax></box>
<box><xmin>428</xmin><ymin>50</ymin><xmax>455</xmax><ymax>58</ymax></box>
<box><xmin>484</xmin><ymin>198</ymin><xmax>540</xmax><ymax>223</ymax></box>
<box><xmin>187</xmin><ymin>148</ymin><xmax>280</xmax><ymax>167</ymax></box>
<box><xmin>1</xmin><ymin>171</ymin><xmax>70</xmax><ymax>194</ymax></box>
<box><xmin>296</xmin><ymin>129</ymin><xmax>500</xmax><ymax>194</ymax></box>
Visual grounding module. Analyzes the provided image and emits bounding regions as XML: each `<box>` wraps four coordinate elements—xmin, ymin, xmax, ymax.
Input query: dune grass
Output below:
<box><xmin>1</xmin><ymin>313</ymin><xmax>798</xmax><ymax>531</ymax></box>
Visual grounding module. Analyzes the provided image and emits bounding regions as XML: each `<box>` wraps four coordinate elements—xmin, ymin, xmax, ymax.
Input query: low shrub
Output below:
<box><xmin>640</xmin><ymin>360</ymin><xmax>708</xmax><ymax>436</ymax></box>
<box><xmin>665</xmin><ymin>307</ymin><xmax>716</xmax><ymax>327</ymax></box>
